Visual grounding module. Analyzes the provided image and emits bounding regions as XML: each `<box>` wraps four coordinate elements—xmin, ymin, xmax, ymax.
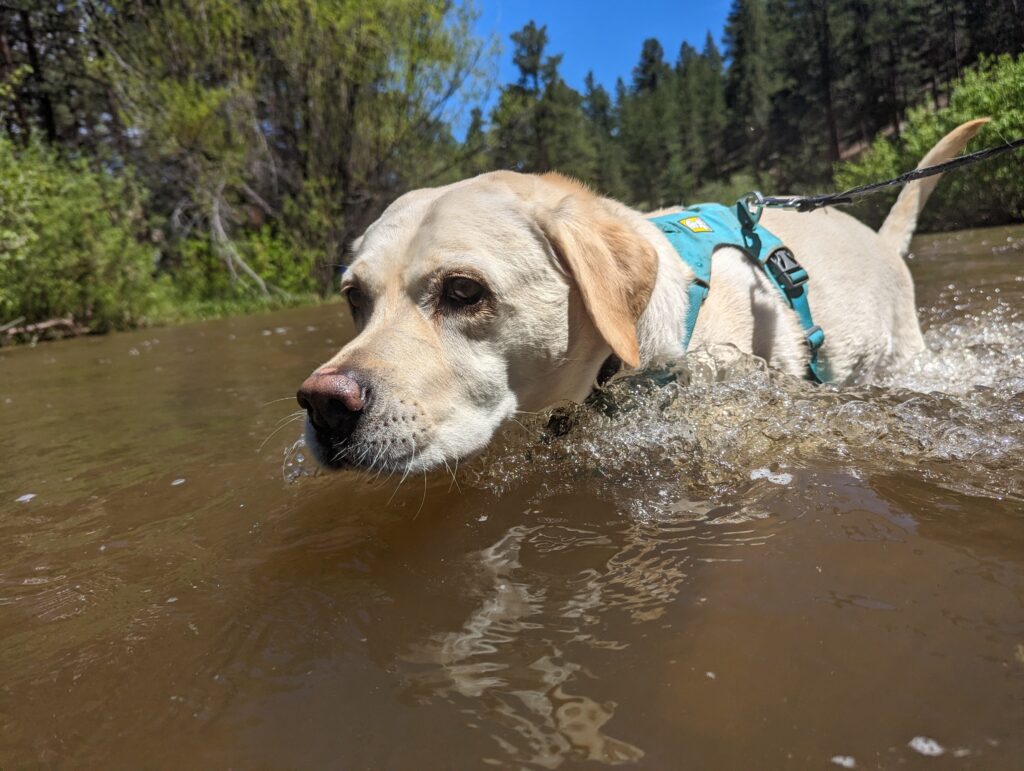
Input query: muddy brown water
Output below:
<box><xmin>2</xmin><ymin>226</ymin><xmax>1023</xmax><ymax>769</ymax></box>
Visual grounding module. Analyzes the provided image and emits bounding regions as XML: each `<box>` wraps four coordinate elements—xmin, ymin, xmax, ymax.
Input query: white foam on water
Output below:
<box><xmin>908</xmin><ymin>736</ymin><xmax>945</xmax><ymax>756</ymax></box>
<box><xmin>750</xmin><ymin>468</ymin><xmax>793</xmax><ymax>485</ymax></box>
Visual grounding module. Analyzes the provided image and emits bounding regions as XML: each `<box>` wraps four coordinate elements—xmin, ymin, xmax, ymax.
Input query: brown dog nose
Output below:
<box><xmin>296</xmin><ymin>371</ymin><xmax>368</xmax><ymax>439</ymax></box>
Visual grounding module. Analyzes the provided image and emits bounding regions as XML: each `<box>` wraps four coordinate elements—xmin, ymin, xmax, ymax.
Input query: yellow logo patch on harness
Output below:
<box><xmin>680</xmin><ymin>216</ymin><xmax>713</xmax><ymax>233</ymax></box>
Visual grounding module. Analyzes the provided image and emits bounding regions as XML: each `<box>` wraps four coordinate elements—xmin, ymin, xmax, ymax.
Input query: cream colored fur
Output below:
<box><xmin>305</xmin><ymin>120</ymin><xmax>986</xmax><ymax>472</ymax></box>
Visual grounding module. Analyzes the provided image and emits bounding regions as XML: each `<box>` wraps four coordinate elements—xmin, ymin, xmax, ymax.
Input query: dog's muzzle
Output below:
<box><xmin>296</xmin><ymin>370</ymin><xmax>370</xmax><ymax>452</ymax></box>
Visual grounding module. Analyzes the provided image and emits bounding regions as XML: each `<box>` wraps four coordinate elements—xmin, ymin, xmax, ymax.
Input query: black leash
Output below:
<box><xmin>745</xmin><ymin>136</ymin><xmax>1024</xmax><ymax>214</ymax></box>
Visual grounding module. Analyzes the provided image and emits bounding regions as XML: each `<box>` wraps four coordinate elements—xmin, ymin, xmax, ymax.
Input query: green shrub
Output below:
<box><xmin>0</xmin><ymin>138</ymin><xmax>158</xmax><ymax>332</ymax></box>
<box><xmin>688</xmin><ymin>173</ymin><xmax>763</xmax><ymax>208</ymax></box>
<box><xmin>157</xmin><ymin>227</ymin><xmax>319</xmax><ymax>301</ymax></box>
<box><xmin>242</xmin><ymin>227</ymin><xmax>320</xmax><ymax>295</ymax></box>
<box><xmin>835</xmin><ymin>54</ymin><xmax>1024</xmax><ymax>232</ymax></box>
<box><xmin>146</xmin><ymin>279</ymin><xmax>324</xmax><ymax>326</ymax></box>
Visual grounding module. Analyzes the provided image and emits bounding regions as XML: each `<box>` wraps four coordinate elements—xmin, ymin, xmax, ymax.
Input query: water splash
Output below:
<box><xmin>466</xmin><ymin>312</ymin><xmax>1024</xmax><ymax>509</ymax></box>
<box><xmin>280</xmin><ymin>295</ymin><xmax>1024</xmax><ymax>512</ymax></box>
<box><xmin>882</xmin><ymin>304</ymin><xmax>1024</xmax><ymax>395</ymax></box>
<box><xmin>282</xmin><ymin>437</ymin><xmax>320</xmax><ymax>483</ymax></box>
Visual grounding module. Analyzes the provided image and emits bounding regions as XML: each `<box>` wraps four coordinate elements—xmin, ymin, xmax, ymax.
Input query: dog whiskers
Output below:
<box><xmin>369</xmin><ymin>439</ymin><xmax>393</xmax><ymax>482</ymax></box>
<box><xmin>387</xmin><ymin>438</ymin><xmax>416</xmax><ymax>505</ymax></box>
<box><xmin>257</xmin><ymin>412</ymin><xmax>306</xmax><ymax>452</ymax></box>
<box><xmin>330</xmin><ymin>437</ymin><xmax>352</xmax><ymax>464</ymax></box>
<box><xmin>414</xmin><ymin>470</ymin><xmax>428</xmax><ymax>518</ymax></box>
<box><xmin>509</xmin><ymin>416</ymin><xmax>544</xmax><ymax>441</ymax></box>
<box><xmin>272</xmin><ymin>409</ymin><xmax>305</xmax><ymax>428</ymax></box>
<box><xmin>443</xmin><ymin>458</ymin><xmax>462</xmax><ymax>494</ymax></box>
<box><xmin>260</xmin><ymin>395</ymin><xmax>300</xmax><ymax>408</ymax></box>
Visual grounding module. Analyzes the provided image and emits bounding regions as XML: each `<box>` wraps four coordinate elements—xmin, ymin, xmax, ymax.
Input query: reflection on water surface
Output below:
<box><xmin>1</xmin><ymin>226</ymin><xmax>1023</xmax><ymax>768</ymax></box>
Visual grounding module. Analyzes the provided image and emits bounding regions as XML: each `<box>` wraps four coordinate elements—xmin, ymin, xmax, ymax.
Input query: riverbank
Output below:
<box><xmin>0</xmin><ymin>291</ymin><xmax>332</xmax><ymax>348</ymax></box>
<box><xmin>5</xmin><ymin>221</ymin><xmax>1021</xmax><ymax>349</ymax></box>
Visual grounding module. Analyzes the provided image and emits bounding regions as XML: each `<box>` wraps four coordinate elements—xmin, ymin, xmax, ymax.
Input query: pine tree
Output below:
<box><xmin>461</xmin><ymin>107</ymin><xmax>489</xmax><ymax>177</ymax></box>
<box><xmin>676</xmin><ymin>34</ymin><xmax>728</xmax><ymax>185</ymax></box>
<box><xmin>582</xmin><ymin>71</ymin><xmax>624</xmax><ymax>196</ymax></box>
<box><xmin>701</xmin><ymin>33</ymin><xmax>729</xmax><ymax>177</ymax></box>
<box><xmin>842</xmin><ymin>0</ymin><xmax>887</xmax><ymax>147</ymax></box>
<box><xmin>491</xmin><ymin>21</ymin><xmax>596</xmax><ymax>178</ymax></box>
<box><xmin>633</xmin><ymin>38</ymin><xmax>670</xmax><ymax>93</ymax></box>
<box><xmin>677</xmin><ymin>41</ymin><xmax>705</xmax><ymax>181</ymax></box>
<box><xmin>963</xmin><ymin>0</ymin><xmax>1024</xmax><ymax>60</ymax></box>
<box><xmin>618</xmin><ymin>38</ymin><xmax>687</xmax><ymax>207</ymax></box>
<box><xmin>723</xmin><ymin>0</ymin><xmax>775</xmax><ymax>171</ymax></box>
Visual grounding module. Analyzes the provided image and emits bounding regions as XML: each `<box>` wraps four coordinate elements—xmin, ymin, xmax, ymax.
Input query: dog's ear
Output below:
<box><xmin>534</xmin><ymin>181</ymin><xmax>658</xmax><ymax>369</ymax></box>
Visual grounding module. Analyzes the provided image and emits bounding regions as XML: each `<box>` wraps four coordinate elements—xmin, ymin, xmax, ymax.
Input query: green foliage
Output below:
<box><xmin>478</xmin><ymin>6</ymin><xmax>1020</xmax><ymax>225</ymax></box>
<box><xmin>0</xmin><ymin>1</ymin><xmax>1020</xmax><ymax>345</ymax></box>
<box><xmin>491</xmin><ymin>22</ymin><xmax>596</xmax><ymax>178</ymax></box>
<box><xmin>836</xmin><ymin>54</ymin><xmax>1024</xmax><ymax>231</ymax></box>
<box><xmin>581</xmin><ymin>73</ymin><xmax>625</xmax><ymax>196</ymax></box>
<box><xmin>0</xmin><ymin>137</ymin><xmax>157</xmax><ymax>332</ymax></box>
<box><xmin>689</xmin><ymin>173</ymin><xmax>763</xmax><ymax>208</ymax></box>
<box><xmin>676</xmin><ymin>36</ymin><xmax>728</xmax><ymax>186</ymax></box>
<box><xmin>724</xmin><ymin>0</ymin><xmax>775</xmax><ymax>169</ymax></box>
<box><xmin>82</xmin><ymin>0</ymin><xmax>488</xmax><ymax>295</ymax></box>
<box><xmin>146</xmin><ymin>281</ymin><xmax>322</xmax><ymax>327</ymax></box>
<box><xmin>618</xmin><ymin>73</ymin><xmax>687</xmax><ymax>209</ymax></box>
<box><xmin>164</xmin><ymin>229</ymin><xmax>320</xmax><ymax>301</ymax></box>
<box><xmin>244</xmin><ymin>229</ymin><xmax>320</xmax><ymax>295</ymax></box>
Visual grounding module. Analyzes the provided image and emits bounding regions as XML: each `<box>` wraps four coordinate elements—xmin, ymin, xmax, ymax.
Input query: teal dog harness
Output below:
<box><xmin>648</xmin><ymin>202</ymin><xmax>826</xmax><ymax>382</ymax></box>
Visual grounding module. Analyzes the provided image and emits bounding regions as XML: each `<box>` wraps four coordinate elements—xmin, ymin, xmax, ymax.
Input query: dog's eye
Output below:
<box><xmin>344</xmin><ymin>286</ymin><xmax>365</xmax><ymax>310</ymax></box>
<box><xmin>443</xmin><ymin>276</ymin><xmax>484</xmax><ymax>307</ymax></box>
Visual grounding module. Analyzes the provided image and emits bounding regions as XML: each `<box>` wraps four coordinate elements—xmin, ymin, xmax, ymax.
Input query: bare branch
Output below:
<box><xmin>210</xmin><ymin>187</ymin><xmax>268</xmax><ymax>296</ymax></box>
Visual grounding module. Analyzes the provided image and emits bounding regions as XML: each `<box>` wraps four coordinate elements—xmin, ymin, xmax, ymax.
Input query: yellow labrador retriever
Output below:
<box><xmin>297</xmin><ymin>120</ymin><xmax>986</xmax><ymax>472</ymax></box>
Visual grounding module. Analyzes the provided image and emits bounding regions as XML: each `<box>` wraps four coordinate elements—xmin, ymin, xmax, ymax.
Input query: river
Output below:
<box><xmin>1</xmin><ymin>225</ymin><xmax>1022</xmax><ymax>768</ymax></box>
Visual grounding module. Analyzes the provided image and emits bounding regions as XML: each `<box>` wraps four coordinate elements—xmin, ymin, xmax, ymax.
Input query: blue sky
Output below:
<box><xmin>472</xmin><ymin>0</ymin><xmax>732</xmax><ymax>107</ymax></box>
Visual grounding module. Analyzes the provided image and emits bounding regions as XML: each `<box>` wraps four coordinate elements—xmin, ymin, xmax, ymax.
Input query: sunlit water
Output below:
<box><xmin>1</xmin><ymin>226</ymin><xmax>1022</xmax><ymax>768</ymax></box>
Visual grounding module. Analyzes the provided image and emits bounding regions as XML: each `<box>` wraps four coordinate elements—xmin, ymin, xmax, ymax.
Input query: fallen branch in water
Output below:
<box><xmin>0</xmin><ymin>316</ymin><xmax>27</xmax><ymax>334</ymax></box>
<box><xmin>1</xmin><ymin>317</ymin><xmax>90</xmax><ymax>342</ymax></box>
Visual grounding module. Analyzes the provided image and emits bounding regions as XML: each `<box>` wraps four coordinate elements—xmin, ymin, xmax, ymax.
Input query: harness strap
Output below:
<box><xmin>648</xmin><ymin>215</ymin><xmax>711</xmax><ymax>349</ymax></box>
<box><xmin>648</xmin><ymin>203</ymin><xmax>827</xmax><ymax>383</ymax></box>
<box><xmin>681</xmin><ymin>280</ymin><xmax>710</xmax><ymax>350</ymax></box>
<box><xmin>736</xmin><ymin>203</ymin><xmax>826</xmax><ymax>383</ymax></box>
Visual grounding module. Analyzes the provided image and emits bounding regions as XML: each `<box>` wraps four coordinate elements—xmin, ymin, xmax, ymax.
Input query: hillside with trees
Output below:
<box><xmin>482</xmin><ymin>0</ymin><xmax>1023</xmax><ymax>210</ymax></box>
<box><xmin>1</xmin><ymin>0</ymin><xmax>1021</xmax><ymax>339</ymax></box>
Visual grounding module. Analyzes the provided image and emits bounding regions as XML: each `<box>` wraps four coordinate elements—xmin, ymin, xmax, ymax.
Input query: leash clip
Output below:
<box><xmin>737</xmin><ymin>191</ymin><xmax>766</xmax><ymax>227</ymax></box>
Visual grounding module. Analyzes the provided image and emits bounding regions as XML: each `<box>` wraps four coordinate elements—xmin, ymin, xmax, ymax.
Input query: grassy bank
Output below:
<box><xmin>145</xmin><ymin>293</ymin><xmax>330</xmax><ymax>327</ymax></box>
<box><xmin>1</xmin><ymin>292</ymin><xmax>332</xmax><ymax>347</ymax></box>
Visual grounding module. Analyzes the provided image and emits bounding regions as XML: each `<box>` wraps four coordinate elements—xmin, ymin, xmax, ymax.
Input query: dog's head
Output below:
<box><xmin>297</xmin><ymin>171</ymin><xmax>657</xmax><ymax>472</ymax></box>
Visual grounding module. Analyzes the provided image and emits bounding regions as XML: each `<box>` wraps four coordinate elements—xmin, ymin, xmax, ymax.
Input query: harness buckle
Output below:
<box><xmin>765</xmin><ymin>248</ymin><xmax>808</xmax><ymax>298</ymax></box>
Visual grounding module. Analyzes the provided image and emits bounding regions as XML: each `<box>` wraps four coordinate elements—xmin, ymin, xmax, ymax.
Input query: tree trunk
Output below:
<box><xmin>814</xmin><ymin>1</ymin><xmax>840</xmax><ymax>165</ymax></box>
<box><xmin>19</xmin><ymin>9</ymin><xmax>57</xmax><ymax>143</ymax></box>
<box><xmin>886</xmin><ymin>38</ymin><xmax>901</xmax><ymax>139</ymax></box>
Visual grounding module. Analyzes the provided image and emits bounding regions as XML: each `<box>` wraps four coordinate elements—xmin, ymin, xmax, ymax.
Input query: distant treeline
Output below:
<box><xmin>0</xmin><ymin>1</ymin><xmax>1022</xmax><ymax>337</ymax></box>
<box><xmin>477</xmin><ymin>1</ymin><xmax>1023</xmax><ymax>208</ymax></box>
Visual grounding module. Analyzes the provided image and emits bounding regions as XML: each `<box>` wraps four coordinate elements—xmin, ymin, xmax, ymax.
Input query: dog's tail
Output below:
<box><xmin>878</xmin><ymin>118</ymin><xmax>989</xmax><ymax>259</ymax></box>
